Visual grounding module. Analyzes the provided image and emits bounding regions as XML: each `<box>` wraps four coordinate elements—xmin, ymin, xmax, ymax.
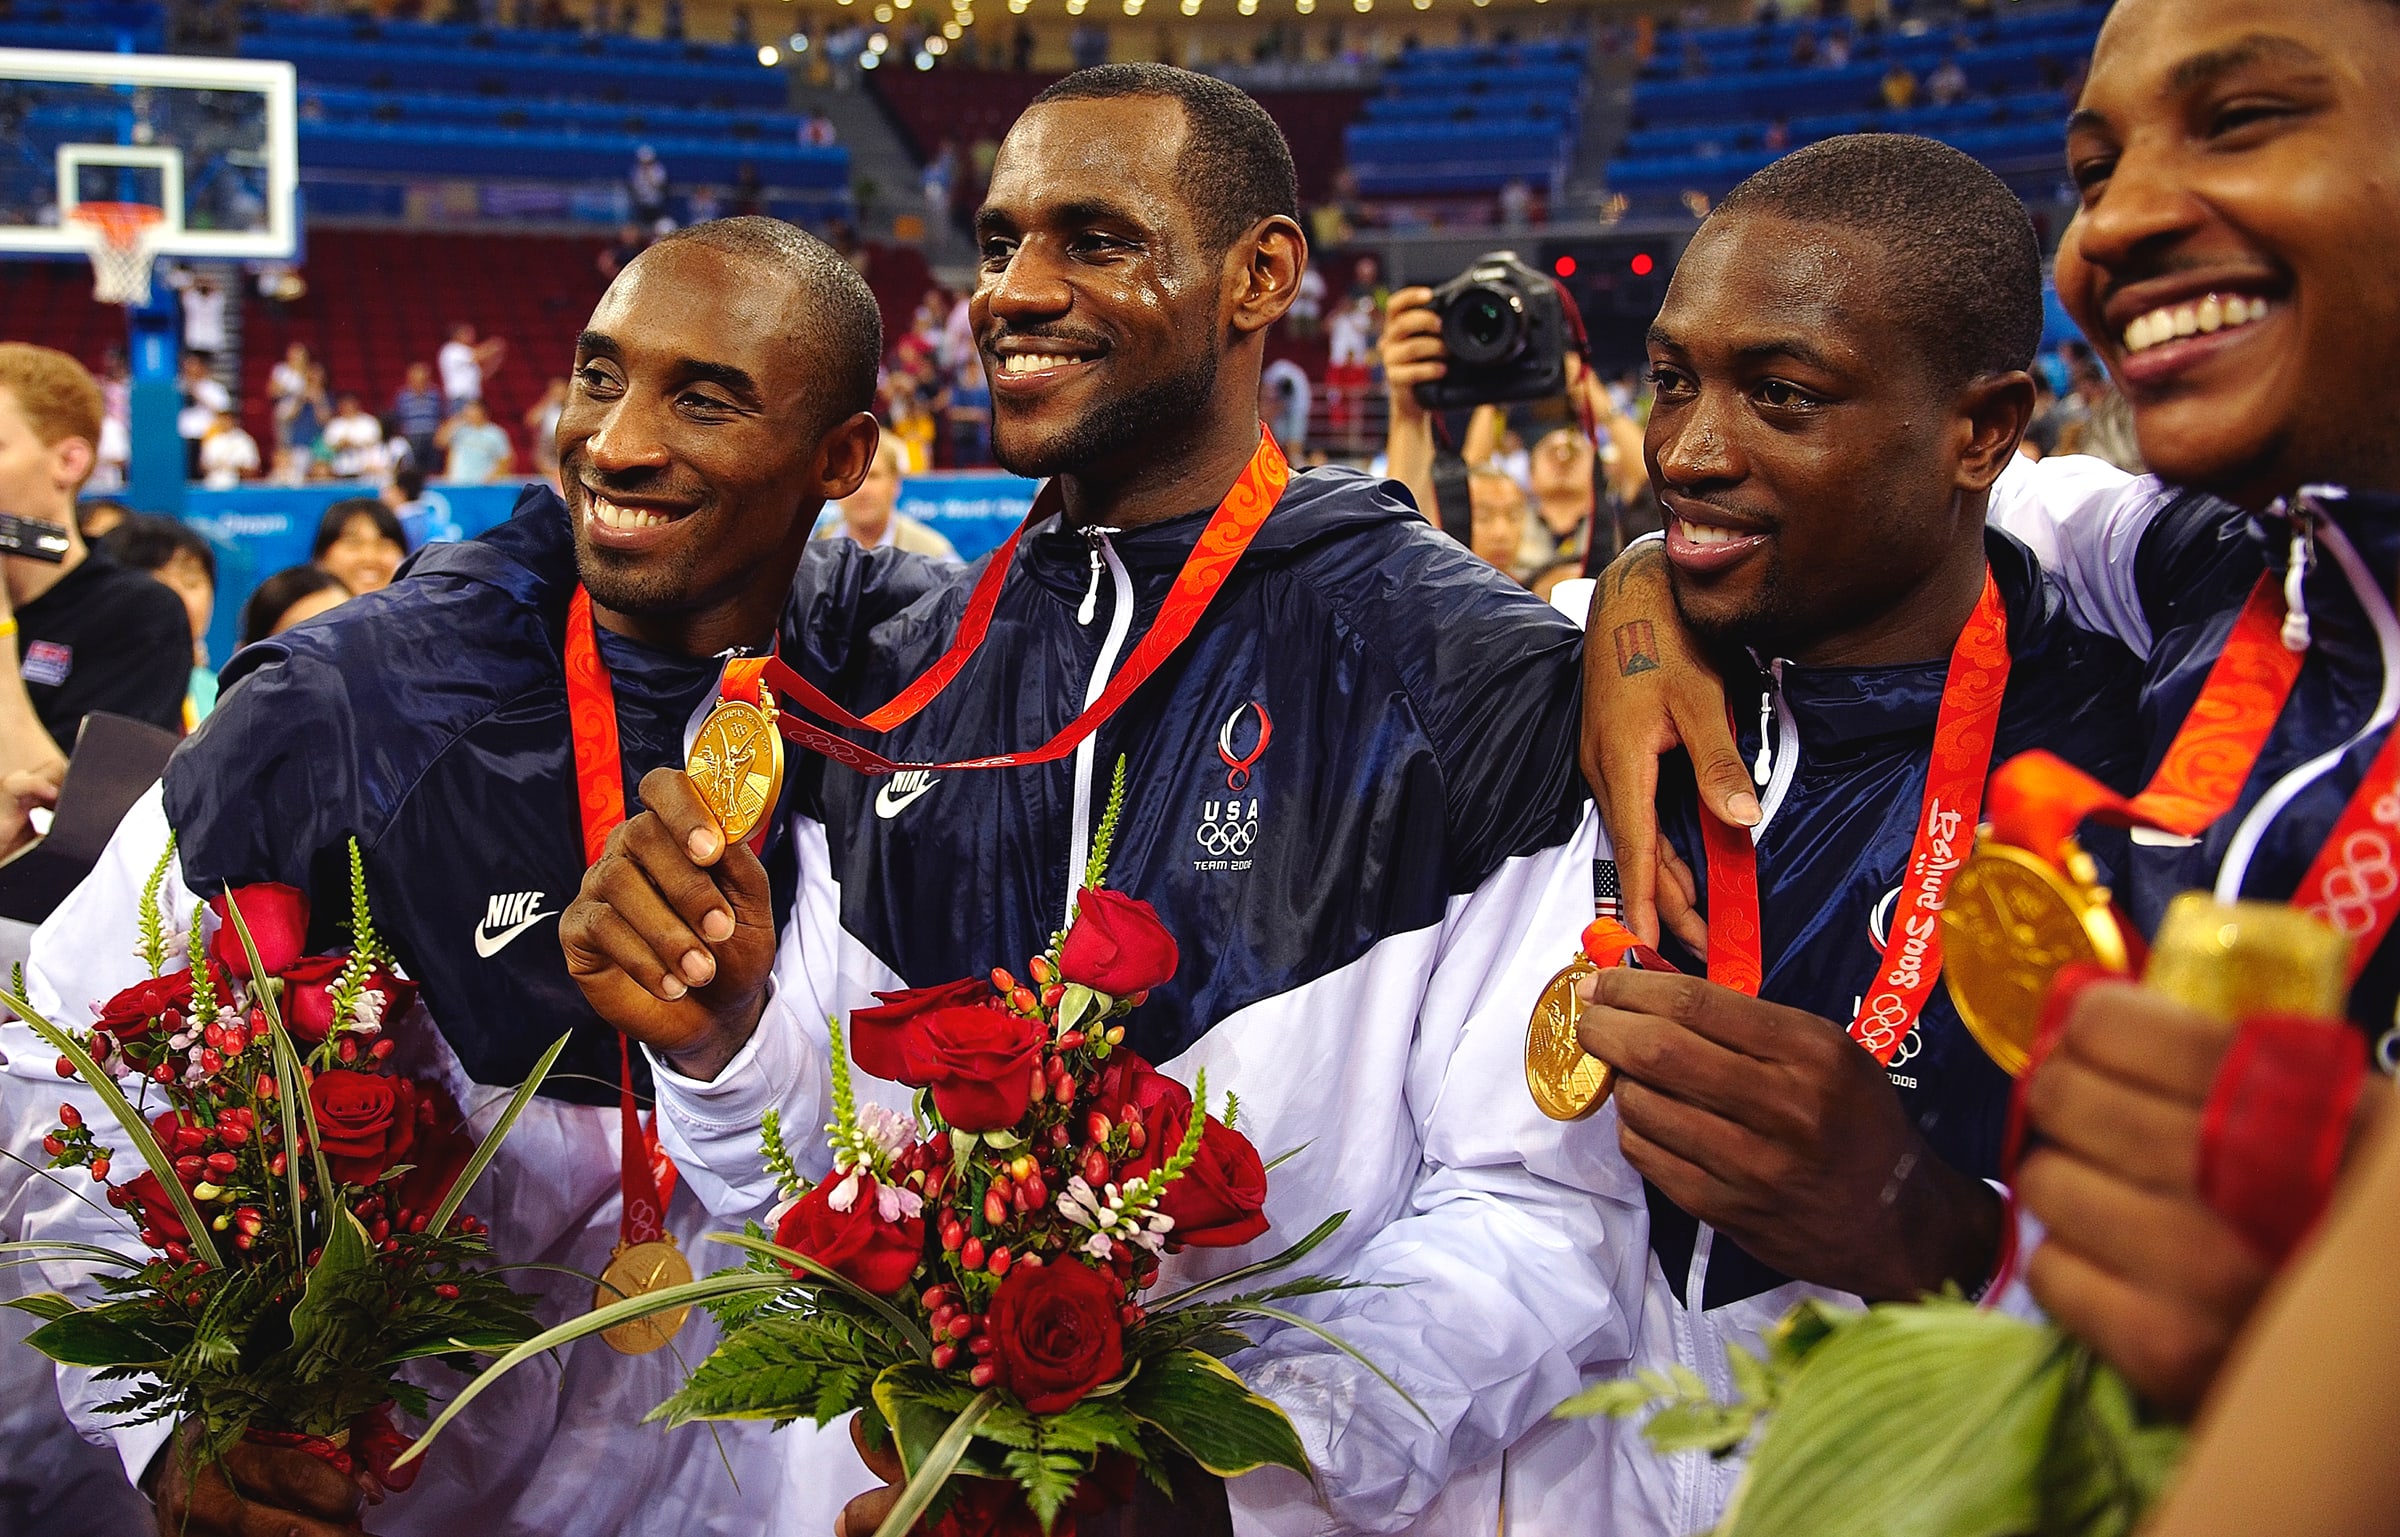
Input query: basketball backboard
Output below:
<box><xmin>0</xmin><ymin>47</ymin><xmax>297</xmax><ymax>266</ymax></box>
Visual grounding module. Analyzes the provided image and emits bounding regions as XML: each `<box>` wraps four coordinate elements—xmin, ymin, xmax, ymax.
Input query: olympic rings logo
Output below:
<box><xmin>2309</xmin><ymin>830</ymin><xmax>2399</xmax><ymax>937</ymax></box>
<box><xmin>1195</xmin><ymin>817</ymin><xmax>1257</xmax><ymax>857</ymax></box>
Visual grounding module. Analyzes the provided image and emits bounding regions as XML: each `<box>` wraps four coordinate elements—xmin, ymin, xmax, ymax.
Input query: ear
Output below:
<box><xmin>1952</xmin><ymin>370</ymin><xmax>2036</xmax><ymax>495</ymax></box>
<box><xmin>814</xmin><ymin>411</ymin><xmax>881</xmax><ymax>502</ymax></box>
<box><xmin>51</xmin><ymin>435</ymin><xmax>95</xmax><ymax>498</ymax></box>
<box><xmin>1227</xmin><ymin>216</ymin><xmax>1309</xmax><ymax>338</ymax></box>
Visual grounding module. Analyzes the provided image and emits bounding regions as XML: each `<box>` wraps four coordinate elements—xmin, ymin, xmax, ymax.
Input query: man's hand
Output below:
<box><xmin>1577</xmin><ymin>967</ymin><xmax>2001</xmax><ymax>1302</ymax></box>
<box><xmin>0</xmin><ymin>758</ymin><xmax>63</xmax><ymax>860</ymax></box>
<box><xmin>836</xmin><ymin>1413</ymin><xmax>905</xmax><ymax>1537</ymax></box>
<box><xmin>560</xmin><ymin>766</ymin><xmax>776</xmax><ymax>1081</ymax></box>
<box><xmin>1378</xmin><ymin>285</ymin><xmax>1442</xmax><ymax>425</ymax></box>
<box><xmin>1579</xmin><ymin>541</ymin><xmax>1752</xmax><ymax>949</ymax></box>
<box><xmin>152</xmin><ymin>1420</ymin><xmax>370</xmax><ymax>1536</ymax></box>
<box><xmin>2017</xmin><ymin>980</ymin><xmax>2274</xmax><ymax>1416</ymax></box>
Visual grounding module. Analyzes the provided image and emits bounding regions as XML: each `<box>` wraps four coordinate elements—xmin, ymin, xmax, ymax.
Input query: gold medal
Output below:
<box><xmin>1525</xmin><ymin>956</ymin><xmax>1613</xmax><ymax>1121</ymax></box>
<box><xmin>1940</xmin><ymin>833</ymin><xmax>2130</xmax><ymax>1076</ymax></box>
<box><xmin>595</xmin><ymin>1237</ymin><xmax>694</xmax><ymax>1355</ymax></box>
<box><xmin>686</xmin><ymin>685</ymin><xmax>784</xmax><ymax>846</ymax></box>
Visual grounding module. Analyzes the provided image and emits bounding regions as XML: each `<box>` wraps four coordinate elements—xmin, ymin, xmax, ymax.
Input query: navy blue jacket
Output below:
<box><xmin>781</xmin><ymin>464</ymin><xmax>1588</xmax><ymax>1065</ymax></box>
<box><xmin>164</xmin><ymin>488</ymin><xmax>939</xmax><ymax>1105</ymax></box>
<box><xmin>1648</xmin><ymin>531</ymin><xmax>2150</xmax><ymax>1308</ymax></box>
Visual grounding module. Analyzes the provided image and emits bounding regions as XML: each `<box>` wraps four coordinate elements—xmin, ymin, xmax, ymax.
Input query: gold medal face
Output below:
<box><xmin>1940</xmin><ymin>837</ymin><xmax>2129</xmax><ymax>1077</ymax></box>
<box><xmin>1526</xmin><ymin>957</ymin><xmax>1614</xmax><ymax>1121</ymax></box>
<box><xmin>595</xmin><ymin>1238</ymin><xmax>694</xmax><ymax>1355</ymax></box>
<box><xmin>687</xmin><ymin>697</ymin><xmax>784</xmax><ymax>846</ymax></box>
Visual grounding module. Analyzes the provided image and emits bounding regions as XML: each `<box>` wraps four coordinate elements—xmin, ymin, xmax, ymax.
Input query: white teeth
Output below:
<box><xmin>1675</xmin><ymin>517</ymin><xmax>1741</xmax><ymax>547</ymax></box>
<box><xmin>1001</xmin><ymin>352</ymin><xmax>1084</xmax><ymax>376</ymax></box>
<box><xmin>2123</xmin><ymin>292</ymin><xmax>2271</xmax><ymax>355</ymax></box>
<box><xmin>590</xmin><ymin>497</ymin><xmax>674</xmax><ymax>532</ymax></box>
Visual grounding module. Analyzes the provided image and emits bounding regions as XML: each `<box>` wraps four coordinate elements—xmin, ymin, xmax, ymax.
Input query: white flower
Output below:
<box><xmin>826</xmin><ymin>1170</ymin><xmax>861</xmax><ymax>1213</ymax></box>
<box><xmin>857</xmin><ymin>1104</ymin><xmax>915</xmax><ymax>1161</ymax></box>
<box><xmin>876</xmin><ymin>1183</ymin><xmax>923</xmax><ymax>1223</ymax></box>
<box><xmin>765</xmin><ymin>1192</ymin><xmax>804</xmax><ymax>1229</ymax></box>
<box><xmin>343</xmin><ymin>986</ymin><xmax>386</xmax><ymax>1036</ymax></box>
<box><xmin>1082</xmin><ymin>1232</ymin><xmax>1115</xmax><ymax>1260</ymax></box>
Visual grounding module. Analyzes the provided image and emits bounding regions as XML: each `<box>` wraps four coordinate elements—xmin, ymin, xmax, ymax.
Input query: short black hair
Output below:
<box><xmin>240</xmin><ymin>563</ymin><xmax>348</xmax><ymax>649</ymax></box>
<box><xmin>102</xmin><ymin>513</ymin><xmax>216</xmax><ymax>584</ymax></box>
<box><xmin>645</xmin><ymin>215</ymin><xmax>882</xmax><ymax>422</ymax></box>
<box><xmin>312</xmin><ymin>497</ymin><xmax>405</xmax><ymax>561</ymax></box>
<box><xmin>1028</xmin><ymin>64</ymin><xmax>1300</xmax><ymax>256</ymax></box>
<box><xmin>1712</xmin><ymin>133</ymin><xmax>2043</xmax><ymax>389</ymax></box>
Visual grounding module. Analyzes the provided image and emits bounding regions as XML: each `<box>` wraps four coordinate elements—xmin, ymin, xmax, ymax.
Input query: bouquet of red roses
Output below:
<box><xmin>1</xmin><ymin>838</ymin><xmax>555</xmax><ymax>1493</ymax></box>
<box><xmin>404</xmin><ymin>766</ymin><xmax>1408</xmax><ymax>1535</ymax></box>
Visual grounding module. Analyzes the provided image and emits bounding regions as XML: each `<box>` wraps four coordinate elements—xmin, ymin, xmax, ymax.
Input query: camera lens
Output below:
<box><xmin>1444</xmin><ymin>284</ymin><xmax>1524</xmax><ymax>367</ymax></box>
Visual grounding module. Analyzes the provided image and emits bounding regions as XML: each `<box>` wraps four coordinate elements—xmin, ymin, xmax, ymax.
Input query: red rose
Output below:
<box><xmin>308</xmin><ymin>1070</ymin><xmax>418</xmax><ymax>1187</ymax></box>
<box><xmin>909</xmin><ymin>1004</ymin><xmax>1044</xmax><ymax>1132</ymax></box>
<box><xmin>123</xmin><ymin>1171</ymin><xmax>190</xmax><ymax>1245</ymax></box>
<box><xmin>93</xmin><ymin>969</ymin><xmax>201</xmax><ymax>1040</ymax></box>
<box><xmin>1092</xmin><ymin>1050</ymin><xmax>1192</xmax><ymax>1125</ymax></box>
<box><xmin>1057</xmin><ymin>888</ymin><xmax>1178</xmax><ymax>998</ymax></box>
<box><xmin>1123</xmin><ymin>1106</ymin><xmax>1270</xmax><ymax>1249</ymax></box>
<box><xmin>849</xmin><ymin>978</ymin><xmax>990</xmax><ymax>1083</ymax></box>
<box><xmin>208</xmin><ymin>883</ymin><xmax>310</xmax><ymax>979</ymax></box>
<box><xmin>281</xmin><ymin>955</ymin><xmax>420</xmax><ymax>1045</ymax></box>
<box><xmin>925</xmin><ymin>1478</ymin><xmax>1043</xmax><ymax>1537</ymax></box>
<box><xmin>987</xmin><ymin>1257</ymin><xmax>1125</xmax><ymax>1413</ymax></box>
<box><xmin>279</xmin><ymin>954</ymin><xmax>350</xmax><ymax>1044</ymax></box>
<box><xmin>773</xmin><ymin>1176</ymin><xmax>925</xmax><ymax>1295</ymax></box>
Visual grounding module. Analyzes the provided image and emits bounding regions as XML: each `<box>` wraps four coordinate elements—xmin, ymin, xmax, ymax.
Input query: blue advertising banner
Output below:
<box><xmin>167</xmin><ymin>472</ymin><xmax>1041</xmax><ymax>675</ymax></box>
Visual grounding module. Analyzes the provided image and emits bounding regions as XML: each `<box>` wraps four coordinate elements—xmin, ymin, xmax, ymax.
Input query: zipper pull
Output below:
<box><xmin>1752</xmin><ymin>679</ymin><xmax>1775</xmax><ymax>788</ymax></box>
<box><xmin>2279</xmin><ymin>497</ymin><xmax>2315</xmax><ymax>652</ymax></box>
<box><xmin>1078</xmin><ymin>542</ymin><xmax>1102</xmax><ymax>626</ymax></box>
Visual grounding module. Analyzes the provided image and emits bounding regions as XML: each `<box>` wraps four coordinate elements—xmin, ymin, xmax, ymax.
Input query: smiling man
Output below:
<box><xmin>563</xmin><ymin>64</ymin><xmax>1642</xmax><ymax>1537</ymax></box>
<box><xmin>1560</xmin><ymin>134</ymin><xmax>2150</xmax><ymax>1536</ymax></box>
<box><xmin>0</xmin><ymin>218</ymin><xmax>916</xmax><ymax>1536</ymax></box>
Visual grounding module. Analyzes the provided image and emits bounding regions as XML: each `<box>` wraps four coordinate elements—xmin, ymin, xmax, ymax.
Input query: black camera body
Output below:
<box><xmin>1415</xmin><ymin>250</ymin><xmax>1569</xmax><ymax>411</ymax></box>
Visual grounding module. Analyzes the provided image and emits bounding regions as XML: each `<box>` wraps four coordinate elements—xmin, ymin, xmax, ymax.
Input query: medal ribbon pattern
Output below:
<box><xmin>714</xmin><ymin>430</ymin><xmax>1290</xmax><ymax>777</ymax></box>
<box><xmin>1988</xmin><ymin>573</ymin><xmax>2400</xmax><ymax>983</ymax></box>
<box><xmin>565</xmin><ymin>585</ymin><xmax>677</xmax><ymax>1248</ymax></box>
<box><xmin>1702</xmin><ymin>569</ymin><xmax>2013</xmax><ymax>1064</ymax></box>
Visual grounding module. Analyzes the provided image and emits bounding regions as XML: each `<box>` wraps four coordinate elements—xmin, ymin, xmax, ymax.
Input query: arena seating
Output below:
<box><xmin>1609</xmin><ymin>3</ymin><xmax>2105</xmax><ymax>201</ymax></box>
<box><xmin>1342</xmin><ymin>41</ymin><xmax>1588</xmax><ymax>198</ymax></box>
<box><xmin>865</xmin><ymin>69</ymin><xmax>1370</xmax><ymax>205</ymax></box>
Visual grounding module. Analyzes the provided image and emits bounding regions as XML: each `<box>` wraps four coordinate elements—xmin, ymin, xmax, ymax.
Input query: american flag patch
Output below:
<box><xmin>21</xmin><ymin>640</ymin><xmax>69</xmax><ymax>688</ymax></box>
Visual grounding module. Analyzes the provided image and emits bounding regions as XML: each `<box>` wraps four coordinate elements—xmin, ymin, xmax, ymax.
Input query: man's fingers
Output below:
<box><xmin>2052</xmin><ymin>980</ymin><xmax>2236</xmax><ymax>1103</ymax></box>
<box><xmin>1611</xmin><ymin>1074</ymin><xmax>1768</xmax><ymax>1188</ymax></box>
<box><xmin>1576</xmin><ymin>989</ymin><xmax>1777</xmax><ymax>1125</ymax></box>
<box><xmin>1676</xmin><ymin>680</ymin><xmax>1758</xmax><ymax>829</ymax></box>
<box><xmin>561</xmin><ymin>892</ymin><xmax>692</xmax><ymax>1002</ymax></box>
<box><xmin>2016</xmin><ymin>1147</ymin><xmax>2270</xmax><ymax>1318</ymax></box>
<box><xmin>1586</xmin><ymin>967</ymin><xmax>1814</xmax><ymax>1062</ymax></box>
<box><xmin>851</xmin><ymin>1413</ymin><xmax>905</xmax><ymax>1482</ymax></box>
<box><xmin>2021</xmin><ymin>1052</ymin><xmax>2204</xmax><ymax>1195</ymax></box>
<box><xmin>1655</xmin><ymin>840</ymin><xmax>1710</xmax><ymax>958</ymax></box>
<box><xmin>225</xmin><ymin>1445</ymin><xmax>364</xmax><ymax>1522</ymax></box>
<box><xmin>637</xmin><ymin>766</ymin><xmax>727</xmax><ymax>865</ymax></box>
<box><xmin>1385</xmin><ymin>285</ymin><xmax>1435</xmax><ymax>315</ymax></box>
<box><xmin>837</xmin><ymin>1487</ymin><xmax>899</xmax><ymax>1537</ymax></box>
<box><xmin>623</xmin><ymin>813</ymin><xmax>738</xmax><ymax>958</ymax></box>
<box><xmin>1616</xmin><ymin>1117</ymin><xmax>1738</xmax><ymax>1221</ymax></box>
<box><xmin>2023</xmin><ymin>1235</ymin><xmax>2235</xmax><ymax>1418</ymax></box>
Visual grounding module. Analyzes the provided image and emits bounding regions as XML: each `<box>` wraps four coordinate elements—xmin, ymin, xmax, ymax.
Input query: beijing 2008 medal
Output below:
<box><xmin>596</xmin><ymin>1236</ymin><xmax>693</xmax><ymax>1355</ymax></box>
<box><xmin>686</xmin><ymin>682</ymin><xmax>784</xmax><ymax>845</ymax></box>
<box><xmin>1526</xmin><ymin>955</ymin><xmax>1613</xmax><ymax>1121</ymax></box>
<box><xmin>1940</xmin><ymin>833</ymin><xmax>2129</xmax><ymax>1077</ymax></box>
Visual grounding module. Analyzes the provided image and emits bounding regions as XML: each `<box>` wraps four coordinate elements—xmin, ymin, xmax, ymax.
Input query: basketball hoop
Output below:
<box><xmin>69</xmin><ymin>202</ymin><xmax>169</xmax><ymax>307</ymax></box>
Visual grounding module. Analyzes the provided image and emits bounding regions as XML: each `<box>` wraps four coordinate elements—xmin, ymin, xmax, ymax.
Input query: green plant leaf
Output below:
<box><xmin>378</xmin><ymin>1326</ymin><xmax>542</xmax><ymax>1365</ymax></box>
<box><xmin>286</xmin><ymin>1205</ymin><xmax>375</xmax><ymax>1359</ymax></box>
<box><xmin>1</xmin><ymin>987</ymin><xmax>224</xmax><ymax>1270</ymax></box>
<box><xmin>1122</xmin><ymin>1347</ymin><xmax>1310</xmax><ymax>1479</ymax></box>
<box><xmin>428</xmin><ymin>1032</ymin><xmax>570</xmax><ymax>1237</ymax></box>
<box><xmin>23</xmin><ymin>1307</ymin><xmax>178</xmax><ymax>1368</ymax></box>
<box><xmin>648</xmin><ymin>1306</ymin><xmax>897</xmax><ymax>1429</ymax></box>
<box><xmin>1211</xmin><ymin>1302</ymin><xmax>1432</xmax><ymax>1425</ymax></box>
<box><xmin>1056</xmin><ymin>984</ymin><xmax>1100</xmax><ymax>1037</ymax></box>
<box><xmin>868</xmin><ymin>1381</ymin><xmax>999</xmax><ymax>1537</ymax></box>
<box><xmin>1551</xmin><ymin>1376</ymin><xmax>1671</xmax><ymax>1422</ymax></box>
<box><xmin>706</xmin><ymin>1230</ymin><xmax>933</xmax><ymax>1358</ymax></box>
<box><xmin>1146</xmin><ymin>1211</ymin><xmax>1349</xmax><ymax>1312</ymax></box>
<box><xmin>3</xmin><ymin>1291</ymin><xmax>82</xmax><ymax>1322</ymax></box>
<box><xmin>1720</xmin><ymin>1301</ymin><xmax>2077</xmax><ymax>1537</ymax></box>
<box><xmin>392</xmin><ymin>1270</ymin><xmax>796</xmax><ymax>1469</ymax></box>
<box><xmin>0</xmin><ymin>1240</ymin><xmax>145</xmax><ymax>1271</ymax></box>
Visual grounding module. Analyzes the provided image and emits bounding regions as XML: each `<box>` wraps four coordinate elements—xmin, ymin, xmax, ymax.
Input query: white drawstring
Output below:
<box><xmin>1752</xmin><ymin>668</ymin><xmax>1779</xmax><ymax>788</ymax></box>
<box><xmin>2281</xmin><ymin>500</ymin><xmax>2316</xmax><ymax>652</ymax></box>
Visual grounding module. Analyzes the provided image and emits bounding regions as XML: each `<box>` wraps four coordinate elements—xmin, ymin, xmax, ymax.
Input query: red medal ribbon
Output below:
<box><xmin>1989</xmin><ymin>572</ymin><xmax>2400</xmax><ymax>983</ymax></box>
<box><xmin>1701</xmin><ymin>570</ymin><xmax>2014</xmax><ymax>1064</ymax></box>
<box><xmin>713</xmin><ymin>430</ymin><xmax>1290</xmax><ymax>776</ymax></box>
<box><xmin>565</xmin><ymin>585</ymin><xmax>677</xmax><ymax>1247</ymax></box>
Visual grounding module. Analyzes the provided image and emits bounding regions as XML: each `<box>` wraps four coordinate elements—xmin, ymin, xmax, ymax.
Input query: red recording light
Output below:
<box><xmin>1553</xmin><ymin>254</ymin><xmax>1578</xmax><ymax>278</ymax></box>
<box><xmin>1630</xmin><ymin>253</ymin><xmax>1655</xmax><ymax>277</ymax></box>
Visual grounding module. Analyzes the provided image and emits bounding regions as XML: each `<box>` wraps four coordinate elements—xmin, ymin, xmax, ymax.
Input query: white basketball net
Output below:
<box><xmin>69</xmin><ymin>202</ymin><xmax>169</xmax><ymax>306</ymax></box>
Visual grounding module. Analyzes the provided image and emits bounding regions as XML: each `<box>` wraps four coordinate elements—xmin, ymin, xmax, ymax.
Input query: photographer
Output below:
<box><xmin>1380</xmin><ymin>267</ymin><xmax>1646</xmax><ymax>571</ymax></box>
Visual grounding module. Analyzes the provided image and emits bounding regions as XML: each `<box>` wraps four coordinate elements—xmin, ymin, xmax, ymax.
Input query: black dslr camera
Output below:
<box><xmin>1415</xmin><ymin>250</ymin><xmax>1569</xmax><ymax>411</ymax></box>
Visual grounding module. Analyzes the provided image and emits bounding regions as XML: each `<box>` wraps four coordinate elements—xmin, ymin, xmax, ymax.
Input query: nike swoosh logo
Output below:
<box><xmin>874</xmin><ymin>777</ymin><xmax>940</xmax><ymax>819</ymax></box>
<box><xmin>473</xmin><ymin>909</ymin><xmax>556</xmax><ymax>959</ymax></box>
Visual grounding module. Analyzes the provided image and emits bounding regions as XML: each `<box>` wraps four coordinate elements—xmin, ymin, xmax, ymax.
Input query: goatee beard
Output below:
<box><xmin>995</xmin><ymin>349</ymin><xmax>1220</xmax><ymax>483</ymax></box>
